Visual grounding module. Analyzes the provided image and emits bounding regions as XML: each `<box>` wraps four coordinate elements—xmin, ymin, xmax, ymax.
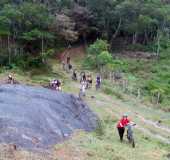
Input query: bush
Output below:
<box><xmin>13</xmin><ymin>54</ymin><xmax>50</xmax><ymax>70</ymax></box>
<box><xmin>43</xmin><ymin>49</ymin><xmax>55</xmax><ymax>58</ymax></box>
<box><xmin>87</xmin><ymin>39</ymin><xmax>109</xmax><ymax>56</ymax></box>
<box><xmin>97</xmin><ymin>51</ymin><xmax>113</xmax><ymax>67</ymax></box>
<box><xmin>83</xmin><ymin>55</ymin><xmax>96</xmax><ymax>69</ymax></box>
<box><xmin>84</xmin><ymin>40</ymin><xmax>112</xmax><ymax>70</ymax></box>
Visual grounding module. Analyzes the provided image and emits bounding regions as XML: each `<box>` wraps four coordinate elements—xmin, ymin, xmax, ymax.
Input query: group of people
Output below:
<box><xmin>7</xmin><ymin>72</ymin><xmax>133</xmax><ymax>144</ymax></box>
<box><xmin>78</xmin><ymin>72</ymin><xmax>102</xmax><ymax>98</ymax></box>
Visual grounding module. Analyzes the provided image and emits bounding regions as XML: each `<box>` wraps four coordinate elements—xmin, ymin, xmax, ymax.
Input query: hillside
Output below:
<box><xmin>0</xmin><ymin>0</ymin><xmax>170</xmax><ymax>160</ymax></box>
<box><xmin>0</xmin><ymin>49</ymin><xmax>169</xmax><ymax>159</ymax></box>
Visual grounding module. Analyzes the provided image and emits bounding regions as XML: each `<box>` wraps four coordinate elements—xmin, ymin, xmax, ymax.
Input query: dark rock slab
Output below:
<box><xmin>0</xmin><ymin>84</ymin><xmax>98</xmax><ymax>150</ymax></box>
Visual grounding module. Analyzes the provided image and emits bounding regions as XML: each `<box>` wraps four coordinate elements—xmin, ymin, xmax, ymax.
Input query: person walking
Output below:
<box><xmin>79</xmin><ymin>81</ymin><xmax>86</xmax><ymax>98</ymax></box>
<box><xmin>117</xmin><ymin>114</ymin><xmax>130</xmax><ymax>142</ymax></box>
<box><xmin>96</xmin><ymin>74</ymin><xmax>101</xmax><ymax>90</ymax></box>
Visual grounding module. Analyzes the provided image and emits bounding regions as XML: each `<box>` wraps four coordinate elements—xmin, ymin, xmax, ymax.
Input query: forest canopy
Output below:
<box><xmin>0</xmin><ymin>0</ymin><xmax>170</xmax><ymax>67</ymax></box>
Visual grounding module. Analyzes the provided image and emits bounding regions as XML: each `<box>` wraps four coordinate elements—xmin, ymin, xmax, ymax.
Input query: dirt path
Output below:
<box><xmin>57</xmin><ymin>45</ymin><xmax>86</xmax><ymax>62</ymax></box>
<box><xmin>61</xmin><ymin>66</ymin><xmax>170</xmax><ymax>145</ymax></box>
<box><xmin>95</xmin><ymin>93</ymin><xmax>170</xmax><ymax>144</ymax></box>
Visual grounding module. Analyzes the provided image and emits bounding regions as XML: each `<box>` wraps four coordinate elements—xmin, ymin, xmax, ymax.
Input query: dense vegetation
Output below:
<box><xmin>0</xmin><ymin>0</ymin><xmax>170</xmax><ymax>108</ymax></box>
<box><xmin>83</xmin><ymin>39</ymin><xmax>170</xmax><ymax>109</ymax></box>
<box><xmin>1</xmin><ymin>0</ymin><xmax>170</xmax><ymax>67</ymax></box>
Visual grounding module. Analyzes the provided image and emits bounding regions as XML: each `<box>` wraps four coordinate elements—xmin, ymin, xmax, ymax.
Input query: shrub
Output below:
<box><xmin>84</xmin><ymin>40</ymin><xmax>112</xmax><ymax>70</ymax></box>
<box><xmin>12</xmin><ymin>54</ymin><xmax>51</xmax><ymax>70</ymax></box>
<box><xmin>87</xmin><ymin>39</ymin><xmax>109</xmax><ymax>56</ymax></box>
<box><xmin>43</xmin><ymin>49</ymin><xmax>55</xmax><ymax>58</ymax></box>
<box><xmin>83</xmin><ymin>55</ymin><xmax>96</xmax><ymax>69</ymax></box>
<box><xmin>84</xmin><ymin>40</ymin><xmax>129</xmax><ymax>74</ymax></box>
<box><xmin>97</xmin><ymin>51</ymin><xmax>113</xmax><ymax>67</ymax></box>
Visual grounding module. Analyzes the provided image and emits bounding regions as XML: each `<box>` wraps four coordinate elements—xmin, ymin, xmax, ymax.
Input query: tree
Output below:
<box><xmin>85</xmin><ymin>39</ymin><xmax>110</xmax><ymax>69</ymax></box>
<box><xmin>0</xmin><ymin>16</ymin><xmax>11</xmax><ymax>65</ymax></box>
<box><xmin>87</xmin><ymin>39</ymin><xmax>109</xmax><ymax>56</ymax></box>
<box><xmin>53</xmin><ymin>14</ymin><xmax>78</xmax><ymax>42</ymax></box>
<box><xmin>22</xmin><ymin>29</ymin><xmax>54</xmax><ymax>54</ymax></box>
<box><xmin>97</xmin><ymin>51</ymin><xmax>112</xmax><ymax>69</ymax></box>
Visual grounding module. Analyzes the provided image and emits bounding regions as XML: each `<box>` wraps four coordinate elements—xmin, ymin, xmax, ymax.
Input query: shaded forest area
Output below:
<box><xmin>0</xmin><ymin>0</ymin><xmax>170</xmax><ymax>68</ymax></box>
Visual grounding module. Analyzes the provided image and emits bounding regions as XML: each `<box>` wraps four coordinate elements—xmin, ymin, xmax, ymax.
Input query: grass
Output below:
<box><xmin>0</xmin><ymin>57</ymin><xmax>170</xmax><ymax>160</ymax></box>
<box><xmin>54</xmin><ymin>121</ymin><xmax>170</xmax><ymax>160</ymax></box>
<box><xmin>112</xmin><ymin>54</ymin><xmax>170</xmax><ymax>110</ymax></box>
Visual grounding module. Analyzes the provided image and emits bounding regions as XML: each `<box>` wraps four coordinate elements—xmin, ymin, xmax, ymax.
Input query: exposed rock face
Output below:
<box><xmin>0</xmin><ymin>85</ymin><xmax>98</xmax><ymax>150</ymax></box>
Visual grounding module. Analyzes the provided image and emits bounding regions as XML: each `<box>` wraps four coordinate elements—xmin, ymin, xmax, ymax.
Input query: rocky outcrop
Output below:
<box><xmin>0</xmin><ymin>84</ymin><xmax>98</xmax><ymax>150</ymax></box>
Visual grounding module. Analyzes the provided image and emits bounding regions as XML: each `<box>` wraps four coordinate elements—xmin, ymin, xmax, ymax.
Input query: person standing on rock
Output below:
<box><xmin>117</xmin><ymin>114</ymin><xmax>130</xmax><ymax>142</ymax></box>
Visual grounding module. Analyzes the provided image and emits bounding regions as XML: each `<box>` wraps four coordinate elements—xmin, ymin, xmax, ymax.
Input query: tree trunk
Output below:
<box><xmin>156</xmin><ymin>32</ymin><xmax>160</xmax><ymax>60</ymax></box>
<box><xmin>144</xmin><ymin>30</ymin><xmax>148</xmax><ymax>45</ymax></box>
<box><xmin>132</xmin><ymin>32</ymin><xmax>138</xmax><ymax>44</ymax></box>
<box><xmin>41</xmin><ymin>36</ymin><xmax>45</xmax><ymax>63</ymax></box>
<box><xmin>137</xmin><ymin>88</ymin><xmax>141</xmax><ymax>99</ymax></box>
<box><xmin>110</xmin><ymin>18</ymin><xmax>122</xmax><ymax>49</ymax></box>
<box><xmin>41</xmin><ymin>36</ymin><xmax>44</xmax><ymax>55</ymax></box>
<box><xmin>156</xmin><ymin>92</ymin><xmax>160</xmax><ymax>104</ymax></box>
<box><xmin>83</xmin><ymin>32</ymin><xmax>87</xmax><ymax>48</ymax></box>
<box><xmin>8</xmin><ymin>35</ymin><xmax>11</xmax><ymax>65</ymax></box>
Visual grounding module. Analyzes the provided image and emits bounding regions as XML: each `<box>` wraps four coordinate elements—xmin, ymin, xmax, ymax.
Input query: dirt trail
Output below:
<box><xmin>63</xmin><ymin>69</ymin><xmax>170</xmax><ymax>144</ymax></box>
<box><xmin>98</xmin><ymin>94</ymin><xmax>170</xmax><ymax>144</ymax></box>
<box><xmin>57</xmin><ymin>45</ymin><xmax>86</xmax><ymax>62</ymax></box>
<box><xmin>136</xmin><ymin>114</ymin><xmax>170</xmax><ymax>134</ymax></box>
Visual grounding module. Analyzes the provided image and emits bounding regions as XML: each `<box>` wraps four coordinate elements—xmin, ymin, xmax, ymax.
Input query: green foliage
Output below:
<box><xmin>44</xmin><ymin>49</ymin><xmax>55</xmax><ymax>58</ymax></box>
<box><xmin>87</xmin><ymin>39</ymin><xmax>109</xmax><ymax>56</ymax></box>
<box><xmin>83</xmin><ymin>55</ymin><xmax>96</xmax><ymax>69</ymax></box>
<box><xmin>84</xmin><ymin>40</ymin><xmax>110</xmax><ymax>69</ymax></box>
<box><xmin>97</xmin><ymin>51</ymin><xmax>112</xmax><ymax>66</ymax></box>
<box><xmin>110</xmin><ymin>59</ymin><xmax>129</xmax><ymax>72</ymax></box>
<box><xmin>85</xmin><ymin>39</ymin><xmax>129</xmax><ymax>71</ymax></box>
<box><xmin>0</xmin><ymin>1</ymin><xmax>55</xmax><ymax>68</ymax></box>
<box><xmin>13</xmin><ymin>55</ymin><xmax>41</xmax><ymax>70</ymax></box>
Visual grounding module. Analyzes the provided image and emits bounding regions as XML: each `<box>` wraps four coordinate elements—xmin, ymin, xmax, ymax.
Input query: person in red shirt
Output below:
<box><xmin>117</xmin><ymin>114</ymin><xmax>130</xmax><ymax>142</ymax></box>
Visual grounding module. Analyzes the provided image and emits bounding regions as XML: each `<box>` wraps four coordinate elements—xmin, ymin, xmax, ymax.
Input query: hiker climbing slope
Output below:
<box><xmin>72</xmin><ymin>69</ymin><xmax>78</xmax><ymax>81</ymax></box>
<box><xmin>117</xmin><ymin>114</ymin><xmax>130</xmax><ymax>142</ymax></box>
